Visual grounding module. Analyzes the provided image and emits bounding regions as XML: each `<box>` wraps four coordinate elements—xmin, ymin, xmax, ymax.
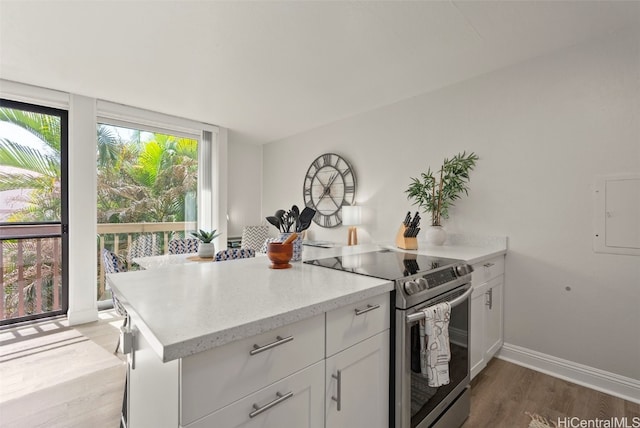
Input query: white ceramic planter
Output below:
<box><xmin>198</xmin><ymin>242</ymin><xmax>215</xmax><ymax>258</ymax></box>
<box><xmin>424</xmin><ymin>226</ymin><xmax>447</xmax><ymax>246</ymax></box>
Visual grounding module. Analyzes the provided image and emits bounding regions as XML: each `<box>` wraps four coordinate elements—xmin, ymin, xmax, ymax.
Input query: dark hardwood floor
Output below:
<box><xmin>463</xmin><ymin>358</ymin><xmax>640</xmax><ymax>427</ymax></box>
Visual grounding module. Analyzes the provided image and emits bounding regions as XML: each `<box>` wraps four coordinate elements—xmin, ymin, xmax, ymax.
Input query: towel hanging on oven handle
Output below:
<box><xmin>405</xmin><ymin>286</ymin><xmax>473</xmax><ymax>324</ymax></box>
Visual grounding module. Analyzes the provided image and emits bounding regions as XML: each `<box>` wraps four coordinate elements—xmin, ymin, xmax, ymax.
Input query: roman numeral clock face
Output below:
<box><xmin>303</xmin><ymin>153</ymin><xmax>356</xmax><ymax>228</ymax></box>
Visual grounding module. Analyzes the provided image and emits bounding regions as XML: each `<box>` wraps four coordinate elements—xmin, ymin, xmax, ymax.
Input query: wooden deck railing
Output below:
<box><xmin>0</xmin><ymin>236</ymin><xmax>62</xmax><ymax>323</ymax></box>
<box><xmin>96</xmin><ymin>221</ymin><xmax>196</xmax><ymax>298</ymax></box>
<box><xmin>1</xmin><ymin>222</ymin><xmax>195</xmax><ymax>322</ymax></box>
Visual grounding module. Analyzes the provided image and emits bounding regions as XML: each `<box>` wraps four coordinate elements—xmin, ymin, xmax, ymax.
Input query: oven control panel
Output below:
<box><xmin>403</xmin><ymin>267</ymin><xmax>460</xmax><ymax>295</ymax></box>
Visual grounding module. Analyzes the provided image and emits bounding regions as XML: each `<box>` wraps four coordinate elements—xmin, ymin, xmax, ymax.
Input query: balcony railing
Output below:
<box><xmin>96</xmin><ymin>221</ymin><xmax>196</xmax><ymax>299</ymax></box>
<box><xmin>1</xmin><ymin>222</ymin><xmax>195</xmax><ymax>323</ymax></box>
<box><xmin>1</xmin><ymin>224</ymin><xmax>63</xmax><ymax>324</ymax></box>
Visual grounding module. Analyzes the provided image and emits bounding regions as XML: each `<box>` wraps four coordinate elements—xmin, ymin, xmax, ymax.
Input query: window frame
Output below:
<box><xmin>0</xmin><ymin>98</ymin><xmax>69</xmax><ymax>325</ymax></box>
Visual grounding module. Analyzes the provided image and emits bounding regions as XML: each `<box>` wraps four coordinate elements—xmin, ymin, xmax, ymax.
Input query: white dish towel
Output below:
<box><xmin>419</xmin><ymin>301</ymin><xmax>452</xmax><ymax>387</ymax></box>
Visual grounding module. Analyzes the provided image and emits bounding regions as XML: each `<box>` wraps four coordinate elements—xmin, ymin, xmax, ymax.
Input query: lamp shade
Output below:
<box><xmin>342</xmin><ymin>205</ymin><xmax>362</xmax><ymax>226</ymax></box>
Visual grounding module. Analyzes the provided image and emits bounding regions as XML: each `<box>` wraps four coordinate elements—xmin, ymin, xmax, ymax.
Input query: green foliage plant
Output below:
<box><xmin>190</xmin><ymin>229</ymin><xmax>221</xmax><ymax>243</ymax></box>
<box><xmin>406</xmin><ymin>151</ymin><xmax>479</xmax><ymax>227</ymax></box>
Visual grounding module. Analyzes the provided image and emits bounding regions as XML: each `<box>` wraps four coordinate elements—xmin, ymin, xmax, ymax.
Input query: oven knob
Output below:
<box><xmin>416</xmin><ymin>277</ymin><xmax>429</xmax><ymax>290</ymax></box>
<box><xmin>404</xmin><ymin>281</ymin><xmax>420</xmax><ymax>295</ymax></box>
<box><xmin>455</xmin><ymin>264</ymin><xmax>474</xmax><ymax>277</ymax></box>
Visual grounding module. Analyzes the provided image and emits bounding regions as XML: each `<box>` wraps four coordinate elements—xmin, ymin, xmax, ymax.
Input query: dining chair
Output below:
<box><xmin>128</xmin><ymin>234</ymin><xmax>161</xmax><ymax>263</ymax></box>
<box><xmin>215</xmin><ymin>248</ymin><xmax>256</xmax><ymax>261</ymax></box>
<box><xmin>102</xmin><ymin>249</ymin><xmax>128</xmax><ymax>353</ymax></box>
<box><xmin>240</xmin><ymin>225</ymin><xmax>269</xmax><ymax>253</ymax></box>
<box><xmin>168</xmin><ymin>237</ymin><xmax>200</xmax><ymax>255</ymax></box>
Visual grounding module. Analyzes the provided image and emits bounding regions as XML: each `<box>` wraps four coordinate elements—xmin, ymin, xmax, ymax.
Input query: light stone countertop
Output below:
<box><xmin>107</xmin><ymin>238</ymin><xmax>507</xmax><ymax>363</ymax></box>
<box><xmin>107</xmin><ymin>244</ymin><xmax>394</xmax><ymax>362</ymax></box>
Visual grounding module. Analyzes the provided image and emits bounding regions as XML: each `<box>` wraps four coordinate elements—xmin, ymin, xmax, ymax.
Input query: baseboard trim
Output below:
<box><xmin>67</xmin><ymin>307</ymin><xmax>98</xmax><ymax>326</ymax></box>
<box><xmin>497</xmin><ymin>343</ymin><xmax>640</xmax><ymax>404</ymax></box>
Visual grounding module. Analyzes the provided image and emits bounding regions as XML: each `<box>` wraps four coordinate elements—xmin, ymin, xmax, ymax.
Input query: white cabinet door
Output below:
<box><xmin>186</xmin><ymin>361</ymin><xmax>324</xmax><ymax>428</ymax></box>
<box><xmin>325</xmin><ymin>330</ymin><xmax>389</xmax><ymax>428</ymax></box>
<box><xmin>469</xmin><ymin>283</ymin><xmax>487</xmax><ymax>380</ymax></box>
<box><xmin>484</xmin><ymin>276</ymin><xmax>504</xmax><ymax>361</ymax></box>
<box><xmin>128</xmin><ymin>320</ymin><xmax>179</xmax><ymax>428</ymax></box>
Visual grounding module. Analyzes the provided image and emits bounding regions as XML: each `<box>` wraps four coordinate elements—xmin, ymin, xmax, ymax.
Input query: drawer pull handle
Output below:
<box><xmin>354</xmin><ymin>304</ymin><xmax>380</xmax><ymax>316</ymax></box>
<box><xmin>249</xmin><ymin>391</ymin><xmax>293</xmax><ymax>418</ymax></box>
<box><xmin>485</xmin><ymin>288</ymin><xmax>493</xmax><ymax>309</ymax></box>
<box><xmin>250</xmin><ymin>335</ymin><xmax>294</xmax><ymax>355</ymax></box>
<box><xmin>483</xmin><ymin>262</ymin><xmax>495</xmax><ymax>268</ymax></box>
<box><xmin>331</xmin><ymin>370</ymin><xmax>342</xmax><ymax>411</ymax></box>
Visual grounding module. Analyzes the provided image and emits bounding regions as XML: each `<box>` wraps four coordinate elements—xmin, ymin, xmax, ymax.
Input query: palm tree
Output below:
<box><xmin>0</xmin><ymin>108</ymin><xmax>61</xmax><ymax>221</ymax></box>
<box><xmin>97</xmin><ymin>132</ymin><xmax>198</xmax><ymax>223</ymax></box>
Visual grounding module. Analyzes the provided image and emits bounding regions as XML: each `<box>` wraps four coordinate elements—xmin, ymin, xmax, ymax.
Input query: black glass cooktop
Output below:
<box><xmin>303</xmin><ymin>249</ymin><xmax>462</xmax><ymax>281</ymax></box>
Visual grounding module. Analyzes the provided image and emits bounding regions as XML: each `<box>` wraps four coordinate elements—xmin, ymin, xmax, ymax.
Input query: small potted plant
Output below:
<box><xmin>406</xmin><ymin>151</ymin><xmax>478</xmax><ymax>245</ymax></box>
<box><xmin>265</xmin><ymin>205</ymin><xmax>316</xmax><ymax>261</ymax></box>
<box><xmin>190</xmin><ymin>229</ymin><xmax>221</xmax><ymax>258</ymax></box>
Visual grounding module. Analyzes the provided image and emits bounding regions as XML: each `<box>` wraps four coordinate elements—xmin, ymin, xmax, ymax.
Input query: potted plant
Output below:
<box><xmin>190</xmin><ymin>229</ymin><xmax>221</xmax><ymax>258</ymax></box>
<box><xmin>405</xmin><ymin>151</ymin><xmax>478</xmax><ymax>245</ymax></box>
<box><xmin>265</xmin><ymin>205</ymin><xmax>316</xmax><ymax>261</ymax></box>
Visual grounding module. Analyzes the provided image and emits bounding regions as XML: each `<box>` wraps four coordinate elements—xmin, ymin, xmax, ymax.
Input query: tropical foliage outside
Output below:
<box><xmin>0</xmin><ymin>105</ymin><xmax>198</xmax><ymax>321</ymax></box>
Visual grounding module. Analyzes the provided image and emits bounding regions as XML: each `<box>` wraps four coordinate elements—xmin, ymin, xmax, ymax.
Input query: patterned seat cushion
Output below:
<box><xmin>168</xmin><ymin>238</ymin><xmax>200</xmax><ymax>255</ymax></box>
<box><xmin>103</xmin><ymin>249</ymin><xmax>126</xmax><ymax>274</ymax></box>
<box><xmin>215</xmin><ymin>248</ymin><xmax>256</xmax><ymax>261</ymax></box>
<box><xmin>128</xmin><ymin>234</ymin><xmax>161</xmax><ymax>262</ymax></box>
<box><xmin>102</xmin><ymin>249</ymin><xmax>128</xmax><ymax>317</ymax></box>
<box><xmin>241</xmin><ymin>225</ymin><xmax>269</xmax><ymax>253</ymax></box>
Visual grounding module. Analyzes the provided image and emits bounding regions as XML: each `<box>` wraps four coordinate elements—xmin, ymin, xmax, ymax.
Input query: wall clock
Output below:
<box><xmin>303</xmin><ymin>153</ymin><xmax>356</xmax><ymax>228</ymax></box>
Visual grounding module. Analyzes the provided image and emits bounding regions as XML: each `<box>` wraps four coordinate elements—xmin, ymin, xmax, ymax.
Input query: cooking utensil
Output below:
<box><xmin>266</xmin><ymin>216</ymin><xmax>281</xmax><ymax>230</ymax></box>
<box><xmin>291</xmin><ymin>205</ymin><xmax>300</xmax><ymax>232</ymax></box>
<box><xmin>296</xmin><ymin>207</ymin><xmax>316</xmax><ymax>232</ymax></box>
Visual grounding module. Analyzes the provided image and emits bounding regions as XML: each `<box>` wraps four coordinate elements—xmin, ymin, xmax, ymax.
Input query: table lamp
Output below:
<box><xmin>342</xmin><ymin>205</ymin><xmax>362</xmax><ymax>246</ymax></box>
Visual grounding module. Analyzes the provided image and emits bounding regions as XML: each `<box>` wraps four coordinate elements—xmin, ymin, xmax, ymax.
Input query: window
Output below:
<box><xmin>95</xmin><ymin>101</ymin><xmax>219</xmax><ymax>302</ymax></box>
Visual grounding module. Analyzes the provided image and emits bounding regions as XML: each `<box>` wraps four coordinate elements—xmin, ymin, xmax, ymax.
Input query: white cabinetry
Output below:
<box><xmin>470</xmin><ymin>256</ymin><xmax>505</xmax><ymax>379</ymax></box>
<box><xmin>126</xmin><ymin>294</ymin><xmax>391</xmax><ymax>428</ymax></box>
<box><xmin>127</xmin><ymin>320</ymin><xmax>179</xmax><ymax>428</ymax></box>
<box><xmin>185</xmin><ymin>361</ymin><xmax>324</xmax><ymax>428</ymax></box>
<box><xmin>325</xmin><ymin>293</ymin><xmax>390</xmax><ymax>428</ymax></box>
<box><xmin>181</xmin><ymin>314</ymin><xmax>324</xmax><ymax>425</ymax></box>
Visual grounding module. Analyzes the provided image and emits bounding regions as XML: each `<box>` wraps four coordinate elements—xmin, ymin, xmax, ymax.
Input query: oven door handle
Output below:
<box><xmin>405</xmin><ymin>286</ymin><xmax>473</xmax><ymax>324</ymax></box>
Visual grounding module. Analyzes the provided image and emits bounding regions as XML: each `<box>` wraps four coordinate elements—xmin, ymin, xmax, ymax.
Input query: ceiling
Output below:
<box><xmin>1</xmin><ymin>1</ymin><xmax>639</xmax><ymax>145</ymax></box>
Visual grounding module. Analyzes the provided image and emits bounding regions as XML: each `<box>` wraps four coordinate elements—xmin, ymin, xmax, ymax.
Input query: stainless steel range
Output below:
<box><xmin>305</xmin><ymin>249</ymin><xmax>473</xmax><ymax>428</ymax></box>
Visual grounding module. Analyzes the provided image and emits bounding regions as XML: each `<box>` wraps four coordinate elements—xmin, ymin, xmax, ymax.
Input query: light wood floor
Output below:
<box><xmin>1</xmin><ymin>312</ymin><xmax>638</xmax><ymax>428</ymax></box>
<box><xmin>0</xmin><ymin>311</ymin><xmax>126</xmax><ymax>428</ymax></box>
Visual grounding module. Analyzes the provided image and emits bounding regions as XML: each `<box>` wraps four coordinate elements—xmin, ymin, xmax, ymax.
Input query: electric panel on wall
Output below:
<box><xmin>594</xmin><ymin>173</ymin><xmax>640</xmax><ymax>256</ymax></box>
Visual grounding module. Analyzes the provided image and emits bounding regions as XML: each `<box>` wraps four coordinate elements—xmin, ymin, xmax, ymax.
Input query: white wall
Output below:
<box><xmin>227</xmin><ymin>133</ymin><xmax>264</xmax><ymax>237</ymax></box>
<box><xmin>263</xmin><ymin>28</ymin><xmax>640</xmax><ymax>381</ymax></box>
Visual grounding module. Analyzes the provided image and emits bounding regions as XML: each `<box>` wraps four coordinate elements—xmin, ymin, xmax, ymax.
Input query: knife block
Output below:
<box><xmin>395</xmin><ymin>224</ymin><xmax>418</xmax><ymax>250</ymax></box>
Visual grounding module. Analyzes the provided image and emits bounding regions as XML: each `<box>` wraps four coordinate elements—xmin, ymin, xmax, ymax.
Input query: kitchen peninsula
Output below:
<box><xmin>107</xmin><ymin>237</ymin><xmax>506</xmax><ymax>427</ymax></box>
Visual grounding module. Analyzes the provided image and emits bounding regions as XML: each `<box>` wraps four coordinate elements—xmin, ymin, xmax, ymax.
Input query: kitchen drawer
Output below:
<box><xmin>472</xmin><ymin>255</ymin><xmax>504</xmax><ymax>285</ymax></box>
<box><xmin>180</xmin><ymin>314</ymin><xmax>324</xmax><ymax>426</ymax></box>
<box><xmin>183</xmin><ymin>361</ymin><xmax>324</xmax><ymax>428</ymax></box>
<box><xmin>326</xmin><ymin>293</ymin><xmax>390</xmax><ymax>357</ymax></box>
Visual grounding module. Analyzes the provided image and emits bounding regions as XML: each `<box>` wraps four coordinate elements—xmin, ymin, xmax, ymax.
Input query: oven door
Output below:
<box><xmin>395</xmin><ymin>285</ymin><xmax>471</xmax><ymax>428</ymax></box>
